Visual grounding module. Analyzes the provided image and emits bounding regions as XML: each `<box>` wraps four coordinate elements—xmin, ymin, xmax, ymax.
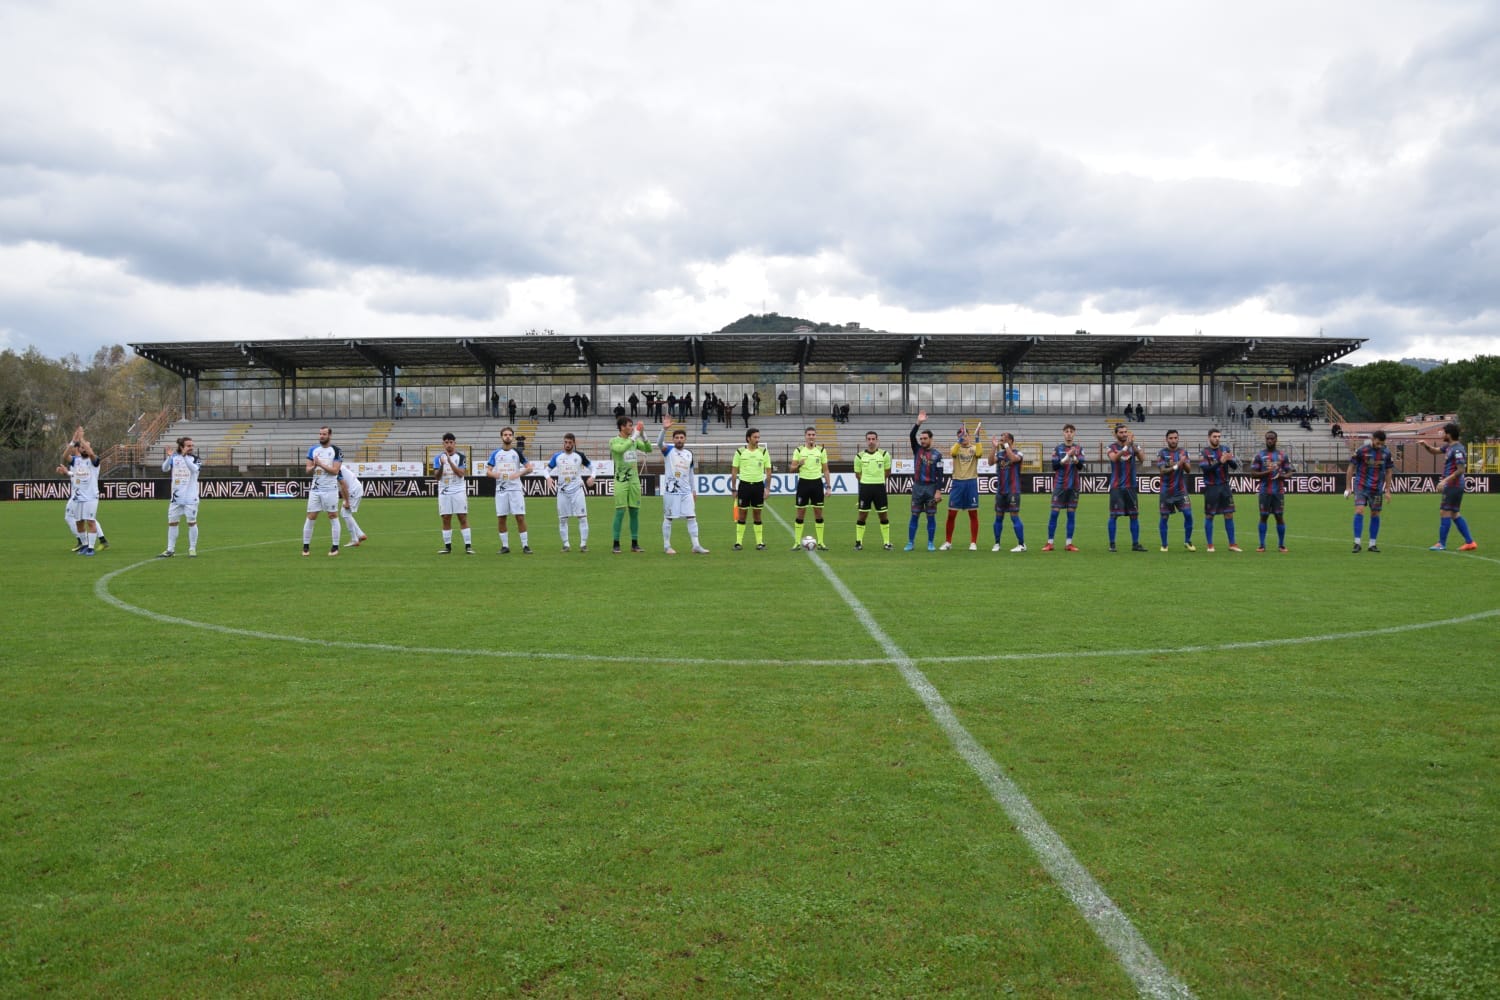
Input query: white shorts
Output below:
<box><xmin>344</xmin><ymin>490</ymin><xmax>362</xmax><ymax>513</ymax></box>
<box><xmin>168</xmin><ymin>501</ymin><xmax>200</xmax><ymax>523</ymax></box>
<box><xmin>556</xmin><ymin>488</ymin><xmax>587</xmax><ymax>519</ymax></box>
<box><xmin>74</xmin><ymin>500</ymin><xmax>99</xmax><ymax>523</ymax></box>
<box><xmin>307</xmin><ymin>488</ymin><xmax>340</xmax><ymax>514</ymax></box>
<box><xmin>663</xmin><ymin>491</ymin><xmax>697</xmax><ymax>520</ymax></box>
<box><xmin>495</xmin><ymin>490</ymin><xmax>527</xmax><ymax>517</ymax></box>
<box><xmin>438</xmin><ymin>492</ymin><xmax>469</xmax><ymax>517</ymax></box>
<box><xmin>65</xmin><ymin>499</ymin><xmax>79</xmax><ymax>522</ymax></box>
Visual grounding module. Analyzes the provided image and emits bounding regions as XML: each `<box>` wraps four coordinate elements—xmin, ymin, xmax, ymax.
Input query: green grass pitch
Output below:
<box><xmin>3</xmin><ymin>492</ymin><xmax>1497</xmax><ymax>998</ymax></box>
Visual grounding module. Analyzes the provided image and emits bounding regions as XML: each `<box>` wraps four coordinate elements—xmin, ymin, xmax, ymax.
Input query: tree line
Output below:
<box><xmin>1317</xmin><ymin>356</ymin><xmax>1500</xmax><ymax>439</ymax></box>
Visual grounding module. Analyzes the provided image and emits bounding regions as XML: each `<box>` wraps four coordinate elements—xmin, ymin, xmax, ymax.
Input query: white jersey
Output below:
<box><xmin>69</xmin><ymin>455</ymin><xmax>101</xmax><ymax>503</ymax></box>
<box><xmin>307</xmin><ymin>443</ymin><xmax>342</xmax><ymax>492</ymax></box>
<box><xmin>661</xmin><ymin>444</ymin><xmax>695</xmax><ymax>495</ymax></box>
<box><xmin>432</xmin><ymin>451</ymin><xmax>467</xmax><ymax>494</ymax></box>
<box><xmin>162</xmin><ymin>453</ymin><xmax>202</xmax><ymax>504</ymax></box>
<box><xmin>547</xmin><ymin>450</ymin><xmax>593</xmax><ymax>494</ymax></box>
<box><xmin>339</xmin><ymin>465</ymin><xmax>362</xmax><ymax>501</ymax></box>
<box><xmin>488</xmin><ymin>447</ymin><xmax>527</xmax><ymax>493</ymax></box>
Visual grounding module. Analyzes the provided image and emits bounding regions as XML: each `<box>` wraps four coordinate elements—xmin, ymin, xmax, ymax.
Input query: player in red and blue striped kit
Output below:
<box><xmin>1419</xmin><ymin>421</ymin><xmax>1478</xmax><ymax>551</ymax></box>
<box><xmin>1044</xmin><ymin>424</ymin><xmax>1084</xmax><ymax>552</ymax></box>
<box><xmin>1198</xmin><ymin>428</ymin><xmax>1240</xmax><ymax>552</ymax></box>
<box><xmin>1345</xmin><ymin>430</ymin><xmax>1393</xmax><ymax>552</ymax></box>
<box><xmin>988</xmin><ymin>432</ymin><xmax>1026</xmax><ymax>552</ymax></box>
<box><xmin>1156</xmin><ymin>429</ymin><xmax>1195</xmax><ymax>551</ymax></box>
<box><xmin>1105</xmin><ymin>424</ymin><xmax>1146</xmax><ymax>552</ymax></box>
<box><xmin>1250</xmin><ymin>429</ymin><xmax>1294</xmax><ymax>552</ymax></box>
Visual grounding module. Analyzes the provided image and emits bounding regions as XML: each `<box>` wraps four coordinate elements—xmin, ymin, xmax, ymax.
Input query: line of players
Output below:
<box><xmin>60</xmin><ymin>416</ymin><xmax>1477</xmax><ymax>559</ymax></box>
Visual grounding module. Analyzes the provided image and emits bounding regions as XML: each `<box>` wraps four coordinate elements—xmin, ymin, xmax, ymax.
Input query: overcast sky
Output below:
<box><xmin>2</xmin><ymin>0</ymin><xmax>1497</xmax><ymax>364</ymax></box>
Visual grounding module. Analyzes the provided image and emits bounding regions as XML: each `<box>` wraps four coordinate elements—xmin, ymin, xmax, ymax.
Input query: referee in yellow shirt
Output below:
<box><xmin>790</xmin><ymin>426</ymin><xmax>832</xmax><ymax>549</ymax></box>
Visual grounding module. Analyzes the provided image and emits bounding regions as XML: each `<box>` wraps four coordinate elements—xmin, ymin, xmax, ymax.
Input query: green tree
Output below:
<box><xmin>1398</xmin><ymin>356</ymin><xmax>1500</xmax><ymax>414</ymax></box>
<box><xmin>1340</xmin><ymin>360</ymin><xmax>1420</xmax><ymax>421</ymax></box>
<box><xmin>1457</xmin><ymin>387</ymin><xmax>1500</xmax><ymax>442</ymax></box>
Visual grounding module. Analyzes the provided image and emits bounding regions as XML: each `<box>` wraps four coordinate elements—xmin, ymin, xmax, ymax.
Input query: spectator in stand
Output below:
<box><xmin>629</xmin><ymin>392</ymin><xmax>639</xmax><ymax>417</ymax></box>
<box><xmin>1134</xmin><ymin>403</ymin><xmax>1144</xmax><ymax>422</ymax></box>
<box><xmin>547</xmin><ymin>400</ymin><xmax>557</xmax><ymax>422</ymax></box>
<box><xmin>1331</xmin><ymin>423</ymin><xmax>1344</xmax><ymax>438</ymax></box>
<box><xmin>666</xmin><ymin>392</ymin><xmax>677</xmax><ymax>420</ymax></box>
<box><xmin>580</xmin><ymin>394</ymin><xmax>590</xmax><ymax>416</ymax></box>
<box><xmin>778</xmin><ymin>390</ymin><xmax>789</xmax><ymax>414</ymax></box>
<box><xmin>752</xmin><ymin>390</ymin><xmax>761</xmax><ymax>415</ymax></box>
<box><xmin>563</xmin><ymin>394</ymin><xmax>572</xmax><ymax>418</ymax></box>
<box><xmin>681</xmin><ymin>392</ymin><xmax>693</xmax><ymax>417</ymax></box>
<box><xmin>508</xmin><ymin>398</ymin><xmax>518</xmax><ymax>422</ymax></box>
<box><xmin>491</xmin><ymin>391</ymin><xmax>500</xmax><ymax>418</ymax></box>
<box><xmin>613</xmin><ymin>402</ymin><xmax>626</xmax><ymax>419</ymax></box>
<box><xmin>394</xmin><ymin>393</ymin><xmax>405</xmax><ymax>419</ymax></box>
<box><xmin>1244</xmin><ymin>403</ymin><xmax>1254</xmax><ymax>423</ymax></box>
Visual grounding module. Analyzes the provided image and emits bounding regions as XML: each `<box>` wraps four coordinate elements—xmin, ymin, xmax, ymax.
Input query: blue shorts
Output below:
<box><xmin>947</xmin><ymin>478</ymin><xmax>979</xmax><ymax>510</ymax></box>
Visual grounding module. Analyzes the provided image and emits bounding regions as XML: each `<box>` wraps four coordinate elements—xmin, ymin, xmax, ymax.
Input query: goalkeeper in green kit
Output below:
<box><xmin>610</xmin><ymin>415</ymin><xmax>653</xmax><ymax>553</ymax></box>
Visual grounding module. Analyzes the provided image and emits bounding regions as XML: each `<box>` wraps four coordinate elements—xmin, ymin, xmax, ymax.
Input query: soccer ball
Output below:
<box><xmin>802</xmin><ymin>536</ymin><xmax>817</xmax><ymax>551</ymax></box>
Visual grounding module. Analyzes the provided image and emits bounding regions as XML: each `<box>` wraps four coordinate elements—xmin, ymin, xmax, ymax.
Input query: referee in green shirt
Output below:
<box><xmin>729</xmin><ymin>427</ymin><xmax>772</xmax><ymax>550</ymax></box>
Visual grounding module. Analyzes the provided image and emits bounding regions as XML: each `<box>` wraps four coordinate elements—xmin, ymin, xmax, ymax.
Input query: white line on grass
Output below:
<box><xmin>92</xmin><ymin>537</ymin><xmax>1499</xmax><ymax>672</ymax></box>
<box><xmin>766</xmin><ymin>508</ymin><xmax>1196</xmax><ymax>1000</ymax></box>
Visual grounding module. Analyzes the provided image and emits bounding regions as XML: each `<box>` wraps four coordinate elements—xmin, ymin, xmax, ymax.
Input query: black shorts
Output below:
<box><xmin>1108</xmin><ymin>486</ymin><xmax>1138</xmax><ymax>517</ymax></box>
<box><xmin>1352</xmin><ymin>488</ymin><xmax>1385</xmax><ymax>513</ymax></box>
<box><xmin>857</xmin><ymin>483</ymin><xmax>888</xmax><ymax>512</ymax></box>
<box><xmin>795</xmin><ymin>478</ymin><xmax>826</xmax><ymax>507</ymax></box>
<box><xmin>1050</xmin><ymin>487</ymin><xmax>1079</xmax><ymax>511</ymax></box>
<box><xmin>1441</xmin><ymin>485</ymin><xmax>1464</xmax><ymax>513</ymax></box>
<box><xmin>736</xmin><ymin>480</ymin><xmax>766</xmax><ymax>508</ymax></box>
<box><xmin>1258</xmin><ymin>493</ymin><xmax>1285</xmax><ymax>516</ymax></box>
<box><xmin>1159</xmin><ymin>493</ymin><xmax>1191</xmax><ymax>516</ymax></box>
<box><xmin>911</xmin><ymin>483</ymin><xmax>940</xmax><ymax>514</ymax></box>
<box><xmin>994</xmin><ymin>492</ymin><xmax>1021</xmax><ymax>514</ymax></box>
<box><xmin>1204</xmin><ymin>484</ymin><xmax>1236</xmax><ymax>517</ymax></box>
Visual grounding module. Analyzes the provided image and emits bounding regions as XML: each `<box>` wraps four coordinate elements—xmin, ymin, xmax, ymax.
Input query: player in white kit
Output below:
<box><xmin>158</xmin><ymin>436</ymin><xmax>202</xmax><ymax>557</ymax></box>
<box><xmin>303</xmin><ymin>426</ymin><xmax>343</xmax><ymax>557</ymax></box>
<box><xmin>62</xmin><ymin>427</ymin><xmax>102</xmax><ymax>556</ymax></box>
<box><xmin>432</xmin><ymin>432</ymin><xmax>474</xmax><ymax>554</ymax></box>
<box><xmin>487</xmin><ymin>426</ymin><xmax>534</xmax><ymax>554</ymax></box>
<box><xmin>57</xmin><ymin>428</ymin><xmax>107</xmax><ymax>552</ymax></box>
<box><xmin>657</xmin><ymin>418</ymin><xmax>709</xmax><ymax>554</ymax></box>
<box><xmin>338</xmin><ymin>464</ymin><xmax>367</xmax><ymax>547</ymax></box>
<box><xmin>547</xmin><ymin>432</ymin><xmax>595</xmax><ymax>552</ymax></box>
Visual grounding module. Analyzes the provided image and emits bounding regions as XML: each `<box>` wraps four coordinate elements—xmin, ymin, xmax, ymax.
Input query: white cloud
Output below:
<box><xmin>0</xmin><ymin>0</ymin><xmax>1496</xmax><ymax>363</ymax></box>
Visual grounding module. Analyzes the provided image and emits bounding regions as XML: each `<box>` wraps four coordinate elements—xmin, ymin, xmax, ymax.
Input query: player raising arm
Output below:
<box><xmin>1419</xmin><ymin>422</ymin><xmax>1478</xmax><ymax>551</ymax></box>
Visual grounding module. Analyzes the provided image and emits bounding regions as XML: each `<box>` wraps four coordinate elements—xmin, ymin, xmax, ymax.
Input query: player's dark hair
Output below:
<box><xmin>804</xmin><ymin>426</ymin><xmax>816</xmax><ymax>434</ymax></box>
<box><xmin>177</xmin><ymin>436</ymin><xmax>190</xmax><ymax>449</ymax></box>
<box><xmin>1444</xmin><ymin>421</ymin><xmax>1461</xmax><ymax>440</ymax></box>
<box><xmin>563</xmin><ymin>432</ymin><xmax>575</xmax><ymax>442</ymax></box>
<box><xmin>1166</xmin><ymin>429</ymin><xmax>1178</xmax><ymax>439</ymax></box>
<box><xmin>1063</xmin><ymin>423</ymin><xmax>1076</xmax><ymax>432</ymax></box>
<box><xmin>745</xmin><ymin>428</ymin><xmax>758</xmax><ymax>441</ymax></box>
<box><xmin>320</xmin><ymin>425</ymin><xmax>332</xmax><ymax>435</ymax></box>
<box><xmin>1114</xmin><ymin>423</ymin><xmax>1125</xmax><ymax>433</ymax></box>
<box><xmin>866</xmin><ymin>430</ymin><xmax>878</xmax><ymax>438</ymax></box>
<box><xmin>442</xmin><ymin>432</ymin><xmax>456</xmax><ymax>442</ymax></box>
<box><xmin>501</xmin><ymin>426</ymin><xmax>514</xmax><ymax>436</ymax></box>
<box><xmin>616</xmin><ymin>416</ymin><xmax>631</xmax><ymax>430</ymax></box>
<box><xmin>1372</xmin><ymin>429</ymin><xmax>1387</xmax><ymax>442</ymax></box>
<box><xmin>1208</xmin><ymin>428</ymin><xmax>1220</xmax><ymax>436</ymax></box>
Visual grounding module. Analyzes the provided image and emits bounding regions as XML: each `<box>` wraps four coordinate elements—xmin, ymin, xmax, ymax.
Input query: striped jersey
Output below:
<box><xmin>1199</xmin><ymin>446</ymin><xmax>1236</xmax><ymax>488</ymax></box>
<box><xmin>992</xmin><ymin>446</ymin><xmax>1022</xmax><ymax>494</ymax></box>
<box><xmin>1106</xmin><ymin>443</ymin><xmax>1139</xmax><ymax>489</ymax></box>
<box><xmin>1251</xmin><ymin>449</ymin><xmax>1294</xmax><ymax>495</ymax></box>
<box><xmin>1051</xmin><ymin>443</ymin><xmax>1085</xmax><ymax>490</ymax></box>
<box><xmin>1350</xmin><ymin>444</ymin><xmax>1393</xmax><ymax>493</ymax></box>
<box><xmin>910</xmin><ymin>425</ymin><xmax>944</xmax><ymax>486</ymax></box>
<box><xmin>1442</xmin><ymin>443</ymin><xmax>1467</xmax><ymax>486</ymax></box>
<box><xmin>1156</xmin><ymin>447</ymin><xmax>1190</xmax><ymax>497</ymax></box>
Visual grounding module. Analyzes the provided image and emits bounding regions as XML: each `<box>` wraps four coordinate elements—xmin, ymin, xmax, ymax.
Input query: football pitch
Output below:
<box><xmin>4</xmin><ymin>493</ymin><xmax>1497</xmax><ymax>998</ymax></box>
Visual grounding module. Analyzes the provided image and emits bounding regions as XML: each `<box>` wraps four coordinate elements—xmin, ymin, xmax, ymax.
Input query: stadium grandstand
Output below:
<box><xmin>131</xmin><ymin>332</ymin><xmax>1364</xmax><ymax>475</ymax></box>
